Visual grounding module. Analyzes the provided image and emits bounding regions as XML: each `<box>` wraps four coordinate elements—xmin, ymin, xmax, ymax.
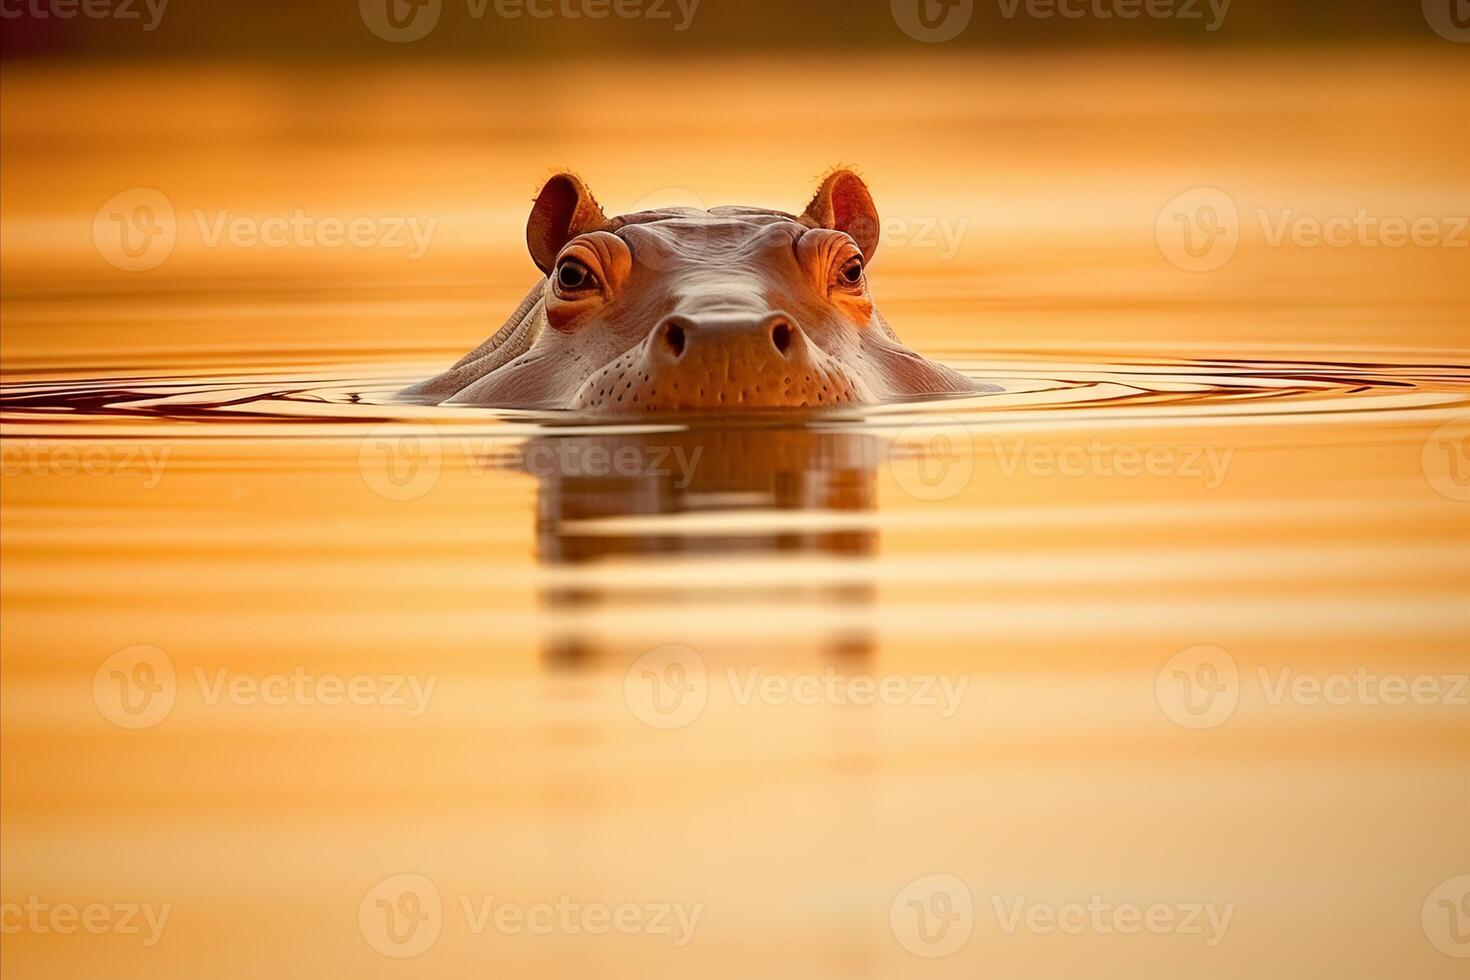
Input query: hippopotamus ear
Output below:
<box><xmin>801</xmin><ymin>169</ymin><xmax>881</xmax><ymax>262</ymax></box>
<box><xmin>527</xmin><ymin>173</ymin><xmax>609</xmax><ymax>274</ymax></box>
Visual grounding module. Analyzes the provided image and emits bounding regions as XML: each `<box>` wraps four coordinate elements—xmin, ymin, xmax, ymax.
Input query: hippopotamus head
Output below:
<box><xmin>404</xmin><ymin>170</ymin><xmax>978</xmax><ymax>412</ymax></box>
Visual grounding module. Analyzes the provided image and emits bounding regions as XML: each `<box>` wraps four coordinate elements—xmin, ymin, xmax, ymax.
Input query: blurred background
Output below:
<box><xmin>2</xmin><ymin>4</ymin><xmax>1467</xmax><ymax>980</ymax></box>
<box><xmin>3</xmin><ymin>0</ymin><xmax>1466</xmax><ymax>372</ymax></box>
<box><xmin>0</xmin><ymin>0</ymin><xmax>1454</xmax><ymax>59</ymax></box>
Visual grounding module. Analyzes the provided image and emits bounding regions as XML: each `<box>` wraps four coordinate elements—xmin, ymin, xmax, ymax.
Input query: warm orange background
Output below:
<box><xmin>2</xmin><ymin>9</ymin><xmax>1469</xmax><ymax>980</ymax></box>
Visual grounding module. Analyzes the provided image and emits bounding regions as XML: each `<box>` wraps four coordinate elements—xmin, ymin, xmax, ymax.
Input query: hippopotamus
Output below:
<box><xmin>521</xmin><ymin>426</ymin><xmax>882</xmax><ymax>666</ymax></box>
<box><xmin>404</xmin><ymin>170</ymin><xmax>978</xmax><ymax>412</ymax></box>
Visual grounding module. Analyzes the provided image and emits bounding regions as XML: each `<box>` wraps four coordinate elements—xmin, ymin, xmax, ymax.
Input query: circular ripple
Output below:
<box><xmin>1</xmin><ymin>358</ymin><xmax>1467</xmax><ymax>435</ymax></box>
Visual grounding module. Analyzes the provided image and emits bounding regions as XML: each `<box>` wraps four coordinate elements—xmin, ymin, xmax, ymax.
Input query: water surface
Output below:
<box><xmin>2</xmin><ymin>49</ymin><xmax>1468</xmax><ymax>980</ymax></box>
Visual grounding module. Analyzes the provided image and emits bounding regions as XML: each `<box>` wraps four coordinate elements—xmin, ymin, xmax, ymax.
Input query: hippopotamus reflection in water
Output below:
<box><xmin>404</xmin><ymin>170</ymin><xmax>979</xmax><ymax>411</ymax></box>
<box><xmin>523</xmin><ymin>427</ymin><xmax>881</xmax><ymax>667</ymax></box>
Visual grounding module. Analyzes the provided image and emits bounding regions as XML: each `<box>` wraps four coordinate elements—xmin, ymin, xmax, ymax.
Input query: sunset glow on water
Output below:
<box><xmin>2</xmin><ymin>41</ymin><xmax>1468</xmax><ymax>979</ymax></box>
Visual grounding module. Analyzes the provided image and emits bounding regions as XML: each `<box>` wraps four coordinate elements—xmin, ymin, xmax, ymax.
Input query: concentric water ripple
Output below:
<box><xmin>2</xmin><ymin>357</ymin><xmax>1467</xmax><ymax>435</ymax></box>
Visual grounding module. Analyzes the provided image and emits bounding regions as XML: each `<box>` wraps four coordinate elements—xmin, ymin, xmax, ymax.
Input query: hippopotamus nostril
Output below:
<box><xmin>660</xmin><ymin>320</ymin><xmax>687</xmax><ymax>360</ymax></box>
<box><xmin>770</xmin><ymin>320</ymin><xmax>793</xmax><ymax>357</ymax></box>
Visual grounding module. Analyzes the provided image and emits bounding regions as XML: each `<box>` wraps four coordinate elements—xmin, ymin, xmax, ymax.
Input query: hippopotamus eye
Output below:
<box><xmin>837</xmin><ymin>256</ymin><xmax>864</xmax><ymax>288</ymax></box>
<box><xmin>555</xmin><ymin>258</ymin><xmax>597</xmax><ymax>293</ymax></box>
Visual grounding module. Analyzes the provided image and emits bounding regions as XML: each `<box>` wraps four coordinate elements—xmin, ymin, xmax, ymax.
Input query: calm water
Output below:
<box><xmin>2</xmin><ymin>50</ymin><xmax>1468</xmax><ymax>979</ymax></box>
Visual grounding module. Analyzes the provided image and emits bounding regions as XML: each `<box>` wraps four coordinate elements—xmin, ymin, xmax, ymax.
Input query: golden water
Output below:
<box><xmin>2</xmin><ymin>49</ymin><xmax>1468</xmax><ymax>978</ymax></box>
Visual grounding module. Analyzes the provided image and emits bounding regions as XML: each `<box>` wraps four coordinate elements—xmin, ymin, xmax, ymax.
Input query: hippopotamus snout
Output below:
<box><xmin>656</xmin><ymin>310</ymin><xmax>800</xmax><ymax>368</ymax></box>
<box><xmin>573</xmin><ymin>311</ymin><xmax>863</xmax><ymax>412</ymax></box>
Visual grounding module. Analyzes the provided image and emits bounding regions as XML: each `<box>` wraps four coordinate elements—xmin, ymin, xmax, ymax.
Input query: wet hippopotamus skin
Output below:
<box><xmin>404</xmin><ymin>170</ymin><xmax>978</xmax><ymax>412</ymax></box>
